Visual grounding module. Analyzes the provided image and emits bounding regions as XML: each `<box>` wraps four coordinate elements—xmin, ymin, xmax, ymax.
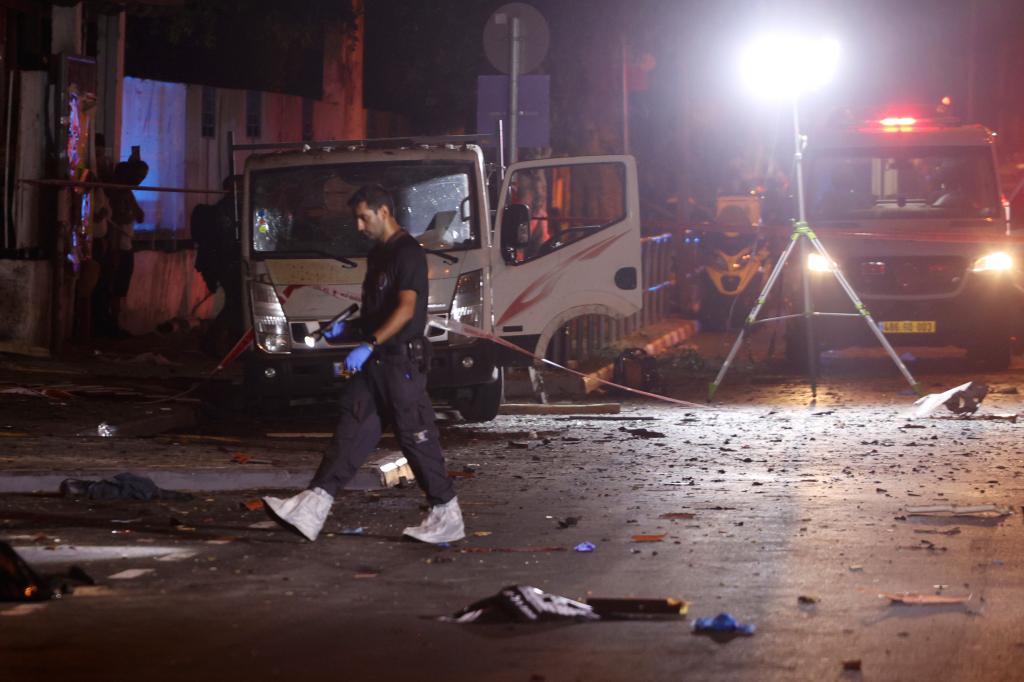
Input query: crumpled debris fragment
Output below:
<box><xmin>440</xmin><ymin>585</ymin><xmax>599</xmax><ymax>623</ymax></box>
<box><xmin>692</xmin><ymin>612</ymin><xmax>755</xmax><ymax>635</ymax></box>
<box><xmin>911</xmin><ymin>381</ymin><xmax>987</xmax><ymax>419</ymax></box>
<box><xmin>574</xmin><ymin>542</ymin><xmax>596</xmax><ymax>552</ymax></box>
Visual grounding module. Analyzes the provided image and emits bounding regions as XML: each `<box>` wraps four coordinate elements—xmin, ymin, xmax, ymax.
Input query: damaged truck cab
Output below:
<box><xmin>237</xmin><ymin>137</ymin><xmax>642</xmax><ymax>420</ymax></box>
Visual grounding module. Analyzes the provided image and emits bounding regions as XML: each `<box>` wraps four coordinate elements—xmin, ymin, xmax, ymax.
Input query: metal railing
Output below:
<box><xmin>546</xmin><ymin>229</ymin><xmax>695</xmax><ymax>366</ymax></box>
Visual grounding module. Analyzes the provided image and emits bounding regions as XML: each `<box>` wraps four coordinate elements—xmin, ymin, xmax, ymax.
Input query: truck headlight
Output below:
<box><xmin>252</xmin><ymin>282</ymin><xmax>290</xmax><ymax>353</ymax></box>
<box><xmin>449</xmin><ymin>269</ymin><xmax>483</xmax><ymax>345</ymax></box>
<box><xmin>971</xmin><ymin>251</ymin><xmax>1013</xmax><ymax>273</ymax></box>
<box><xmin>807</xmin><ymin>253</ymin><xmax>837</xmax><ymax>273</ymax></box>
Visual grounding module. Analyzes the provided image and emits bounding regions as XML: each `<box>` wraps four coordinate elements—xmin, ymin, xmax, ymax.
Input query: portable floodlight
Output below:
<box><xmin>709</xmin><ymin>35</ymin><xmax>921</xmax><ymax>402</ymax></box>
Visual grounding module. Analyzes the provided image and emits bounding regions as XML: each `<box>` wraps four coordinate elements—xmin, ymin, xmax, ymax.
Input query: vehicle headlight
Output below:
<box><xmin>252</xmin><ymin>282</ymin><xmax>290</xmax><ymax>353</ymax></box>
<box><xmin>807</xmin><ymin>253</ymin><xmax>837</xmax><ymax>273</ymax></box>
<box><xmin>449</xmin><ymin>269</ymin><xmax>483</xmax><ymax>346</ymax></box>
<box><xmin>971</xmin><ymin>251</ymin><xmax>1013</xmax><ymax>273</ymax></box>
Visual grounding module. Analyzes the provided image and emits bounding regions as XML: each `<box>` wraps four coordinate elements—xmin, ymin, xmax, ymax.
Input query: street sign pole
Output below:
<box><xmin>507</xmin><ymin>16</ymin><xmax>521</xmax><ymax>164</ymax></box>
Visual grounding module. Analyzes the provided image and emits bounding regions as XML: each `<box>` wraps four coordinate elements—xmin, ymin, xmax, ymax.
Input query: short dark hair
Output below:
<box><xmin>348</xmin><ymin>184</ymin><xmax>395</xmax><ymax>216</ymax></box>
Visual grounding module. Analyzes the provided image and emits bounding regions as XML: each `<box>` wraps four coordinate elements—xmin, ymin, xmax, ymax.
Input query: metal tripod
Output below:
<box><xmin>707</xmin><ymin>102</ymin><xmax>922</xmax><ymax>402</ymax></box>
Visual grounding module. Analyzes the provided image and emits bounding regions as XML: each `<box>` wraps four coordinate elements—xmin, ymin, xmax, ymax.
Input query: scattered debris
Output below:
<box><xmin>59</xmin><ymin>473</ymin><xmax>192</xmax><ymax>501</ymax></box>
<box><xmin>441</xmin><ymin>585</ymin><xmax>599</xmax><ymax>624</ymax></box>
<box><xmin>340</xmin><ymin>527</ymin><xmax>366</xmax><ymax>536</ymax></box>
<box><xmin>842</xmin><ymin>659</ymin><xmax>862</xmax><ymax>671</ymax></box>
<box><xmin>905</xmin><ymin>504</ymin><xmax>1012</xmax><ymax>519</ymax></box>
<box><xmin>587</xmin><ymin>597</ymin><xmax>688</xmax><ymax>619</ymax></box>
<box><xmin>849</xmin><ymin>565</ymin><xmax>864</xmax><ymax>572</ymax></box>
<box><xmin>248</xmin><ymin>520</ymin><xmax>278</xmax><ymax>530</ymax></box>
<box><xmin>618</xmin><ymin>427</ymin><xmax>666</xmax><ymax>439</ymax></box>
<box><xmin>0</xmin><ymin>387</ymin><xmax>74</xmax><ymax>401</ymax></box>
<box><xmin>631</xmin><ymin>534</ymin><xmax>666</xmax><ymax>543</ymax></box>
<box><xmin>880</xmin><ymin>592</ymin><xmax>972</xmax><ymax>605</ymax></box>
<box><xmin>574</xmin><ymin>542</ymin><xmax>596</xmax><ymax>553</ymax></box>
<box><xmin>913</xmin><ymin>527</ymin><xmax>961</xmax><ymax>536</ymax></box>
<box><xmin>556</xmin><ymin>516</ymin><xmax>580</xmax><ymax>529</ymax></box>
<box><xmin>658</xmin><ymin>512</ymin><xmax>696</xmax><ymax>520</ymax></box>
<box><xmin>460</xmin><ymin>546</ymin><xmax>565</xmax><ymax>554</ymax></box>
<box><xmin>692</xmin><ymin>612</ymin><xmax>755</xmax><ymax>635</ymax></box>
<box><xmin>231</xmin><ymin>453</ymin><xmax>273</xmax><ymax>465</ymax></box>
<box><xmin>797</xmin><ymin>595</ymin><xmax>819</xmax><ymax>605</ymax></box>
<box><xmin>108</xmin><ymin>568</ymin><xmax>155</xmax><ymax>580</ymax></box>
<box><xmin>240</xmin><ymin>499</ymin><xmax>264</xmax><ymax>511</ymax></box>
<box><xmin>911</xmin><ymin>381</ymin><xmax>987</xmax><ymax>419</ymax></box>
<box><xmin>93</xmin><ymin>405</ymin><xmax>197</xmax><ymax>438</ymax></box>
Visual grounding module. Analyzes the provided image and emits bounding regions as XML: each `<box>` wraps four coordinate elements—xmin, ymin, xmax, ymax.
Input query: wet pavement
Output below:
<box><xmin>3</xmin><ymin>333</ymin><xmax>1024</xmax><ymax>681</ymax></box>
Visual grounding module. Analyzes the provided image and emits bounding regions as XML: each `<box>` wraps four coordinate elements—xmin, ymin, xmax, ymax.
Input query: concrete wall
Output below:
<box><xmin>0</xmin><ymin>260</ymin><xmax>51</xmax><ymax>355</ymax></box>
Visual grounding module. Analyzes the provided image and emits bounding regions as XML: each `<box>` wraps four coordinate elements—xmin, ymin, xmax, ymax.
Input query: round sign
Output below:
<box><xmin>483</xmin><ymin>2</ymin><xmax>550</xmax><ymax>75</ymax></box>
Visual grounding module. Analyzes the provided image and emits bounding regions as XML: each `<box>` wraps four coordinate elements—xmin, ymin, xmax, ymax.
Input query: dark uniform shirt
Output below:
<box><xmin>361</xmin><ymin>231</ymin><xmax>428</xmax><ymax>350</ymax></box>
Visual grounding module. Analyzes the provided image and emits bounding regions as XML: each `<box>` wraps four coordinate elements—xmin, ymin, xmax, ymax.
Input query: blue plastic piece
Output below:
<box><xmin>574</xmin><ymin>542</ymin><xmax>596</xmax><ymax>552</ymax></box>
<box><xmin>340</xmin><ymin>527</ymin><xmax>365</xmax><ymax>535</ymax></box>
<box><xmin>693</xmin><ymin>612</ymin><xmax>755</xmax><ymax>635</ymax></box>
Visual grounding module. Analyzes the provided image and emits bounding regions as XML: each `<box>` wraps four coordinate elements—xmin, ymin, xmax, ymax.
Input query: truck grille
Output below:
<box><xmin>844</xmin><ymin>256</ymin><xmax>966</xmax><ymax>295</ymax></box>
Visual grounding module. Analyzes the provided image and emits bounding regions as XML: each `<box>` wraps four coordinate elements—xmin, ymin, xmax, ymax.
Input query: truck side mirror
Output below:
<box><xmin>502</xmin><ymin>203</ymin><xmax>531</xmax><ymax>245</ymax></box>
<box><xmin>460</xmin><ymin>195</ymin><xmax>472</xmax><ymax>223</ymax></box>
<box><xmin>500</xmin><ymin>203</ymin><xmax>532</xmax><ymax>264</ymax></box>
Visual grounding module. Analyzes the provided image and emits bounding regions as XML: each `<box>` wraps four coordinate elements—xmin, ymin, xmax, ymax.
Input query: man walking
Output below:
<box><xmin>263</xmin><ymin>185</ymin><xmax>464</xmax><ymax>544</ymax></box>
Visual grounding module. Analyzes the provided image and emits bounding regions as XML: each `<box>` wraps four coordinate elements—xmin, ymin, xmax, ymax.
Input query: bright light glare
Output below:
<box><xmin>972</xmin><ymin>252</ymin><xmax>1013</xmax><ymax>273</ymax></box>
<box><xmin>304</xmin><ymin>335</ymin><xmax>317</xmax><ymax>348</ymax></box>
<box><xmin>740</xmin><ymin>35</ymin><xmax>839</xmax><ymax>99</ymax></box>
<box><xmin>879</xmin><ymin>117</ymin><xmax>916</xmax><ymax>127</ymax></box>
<box><xmin>807</xmin><ymin>253</ymin><xmax>836</xmax><ymax>273</ymax></box>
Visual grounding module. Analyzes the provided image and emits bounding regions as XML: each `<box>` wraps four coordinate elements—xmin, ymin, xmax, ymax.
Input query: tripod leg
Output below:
<box><xmin>708</xmin><ymin>233</ymin><xmax>801</xmax><ymax>401</ymax></box>
<box><xmin>808</xmin><ymin>236</ymin><xmax>922</xmax><ymax>395</ymax></box>
<box><xmin>799</xmin><ymin>238</ymin><xmax>818</xmax><ymax>398</ymax></box>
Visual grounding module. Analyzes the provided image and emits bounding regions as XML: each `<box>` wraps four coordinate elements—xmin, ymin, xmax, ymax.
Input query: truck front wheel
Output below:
<box><xmin>451</xmin><ymin>373</ymin><xmax>503</xmax><ymax>422</ymax></box>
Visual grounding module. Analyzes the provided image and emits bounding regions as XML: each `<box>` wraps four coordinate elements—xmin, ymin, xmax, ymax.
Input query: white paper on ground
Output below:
<box><xmin>910</xmin><ymin>382</ymin><xmax>973</xmax><ymax>419</ymax></box>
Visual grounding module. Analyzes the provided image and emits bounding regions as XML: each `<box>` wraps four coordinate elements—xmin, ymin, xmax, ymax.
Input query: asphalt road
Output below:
<box><xmin>3</xmin><ymin>340</ymin><xmax>1024</xmax><ymax>681</ymax></box>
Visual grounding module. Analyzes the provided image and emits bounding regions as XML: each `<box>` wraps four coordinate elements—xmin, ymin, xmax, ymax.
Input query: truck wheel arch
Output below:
<box><xmin>533</xmin><ymin>304</ymin><xmax>629</xmax><ymax>359</ymax></box>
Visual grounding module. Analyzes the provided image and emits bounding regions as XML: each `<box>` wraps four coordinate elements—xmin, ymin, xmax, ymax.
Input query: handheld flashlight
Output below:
<box><xmin>304</xmin><ymin>303</ymin><xmax>359</xmax><ymax>348</ymax></box>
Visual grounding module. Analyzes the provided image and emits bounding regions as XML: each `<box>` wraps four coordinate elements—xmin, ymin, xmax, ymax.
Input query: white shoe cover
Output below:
<box><xmin>263</xmin><ymin>487</ymin><xmax>333</xmax><ymax>541</ymax></box>
<box><xmin>403</xmin><ymin>496</ymin><xmax>466</xmax><ymax>544</ymax></box>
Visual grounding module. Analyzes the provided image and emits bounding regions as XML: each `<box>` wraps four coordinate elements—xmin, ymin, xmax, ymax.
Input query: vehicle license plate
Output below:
<box><xmin>880</xmin><ymin>320</ymin><xmax>936</xmax><ymax>334</ymax></box>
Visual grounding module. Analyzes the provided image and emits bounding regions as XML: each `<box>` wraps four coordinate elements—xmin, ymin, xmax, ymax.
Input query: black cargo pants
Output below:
<box><xmin>310</xmin><ymin>344</ymin><xmax>455</xmax><ymax>506</ymax></box>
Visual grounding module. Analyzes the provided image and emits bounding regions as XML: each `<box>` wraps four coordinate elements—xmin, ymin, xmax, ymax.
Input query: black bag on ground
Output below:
<box><xmin>613</xmin><ymin>348</ymin><xmax>658</xmax><ymax>391</ymax></box>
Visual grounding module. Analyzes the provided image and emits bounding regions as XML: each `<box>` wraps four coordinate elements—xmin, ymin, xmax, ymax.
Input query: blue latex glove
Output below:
<box><xmin>344</xmin><ymin>343</ymin><xmax>374</xmax><ymax>372</ymax></box>
<box><xmin>323</xmin><ymin>319</ymin><xmax>346</xmax><ymax>340</ymax></box>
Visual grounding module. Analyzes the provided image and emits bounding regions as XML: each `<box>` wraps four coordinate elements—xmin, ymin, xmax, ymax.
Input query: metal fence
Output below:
<box><xmin>546</xmin><ymin>229</ymin><xmax>696</xmax><ymax>366</ymax></box>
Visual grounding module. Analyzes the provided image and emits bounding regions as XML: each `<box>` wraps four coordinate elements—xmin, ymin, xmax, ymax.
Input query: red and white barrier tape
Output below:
<box><xmin>252</xmin><ymin>283</ymin><xmax>706</xmax><ymax>409</ymax></box>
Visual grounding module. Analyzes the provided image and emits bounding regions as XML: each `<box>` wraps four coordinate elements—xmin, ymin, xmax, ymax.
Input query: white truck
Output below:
<box><xmin>233</xmin><ymin>135</ymin><xmax>643</xmax><ymax>420</ymax></box>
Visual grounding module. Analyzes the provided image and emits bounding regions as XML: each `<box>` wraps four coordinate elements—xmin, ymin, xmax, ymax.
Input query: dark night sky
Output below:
<box><xmin>364</xmin><ymin>0</ymin><xmax>1024</xmax><ymax>208</ymax></box>
<box><xmin>365</xmin><ymin>0</ymin><xmax>1023</xmax><ymax>132</ymax></box>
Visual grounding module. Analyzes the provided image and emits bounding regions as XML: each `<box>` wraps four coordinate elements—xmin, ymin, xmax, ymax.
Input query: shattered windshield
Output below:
<box><xmin>808</xmin><ymin>146</ymin><xmax>999</xmax><ymax>221</ymax></box>
<box><xmin>250</xmin><ymin>162</ymin><xmax>478</xmax><ymax>257</ymax></box>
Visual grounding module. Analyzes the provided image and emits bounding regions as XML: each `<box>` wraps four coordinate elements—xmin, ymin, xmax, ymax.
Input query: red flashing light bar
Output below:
<box><xmin>879</xmin><ymin>116</ymin><xmax>917</xmax><ymax>127</ymax></box>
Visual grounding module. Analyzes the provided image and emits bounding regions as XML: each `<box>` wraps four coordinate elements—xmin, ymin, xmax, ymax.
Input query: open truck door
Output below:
<box><xmin>491</xmin><ymin>156</ymin><xmax>642</xmax><ymax>359</ymax></box>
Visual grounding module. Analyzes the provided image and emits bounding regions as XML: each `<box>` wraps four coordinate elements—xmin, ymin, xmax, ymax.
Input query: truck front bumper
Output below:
<box><xmin>244</xmin><ymin>340</ymin><xmax>500</xmax><ymax>403</ymax></box>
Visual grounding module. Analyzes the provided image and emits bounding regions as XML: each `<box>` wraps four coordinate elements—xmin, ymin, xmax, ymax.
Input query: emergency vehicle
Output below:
<box><xmin>785</xmin><ymin>115</ymin><xmax>1023</xmax><ymax>369</ymax></box>
<box><xmin>235</xmin><ymin>136</ymin><xmax>642</xmax><ymax>420</ymax></box>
